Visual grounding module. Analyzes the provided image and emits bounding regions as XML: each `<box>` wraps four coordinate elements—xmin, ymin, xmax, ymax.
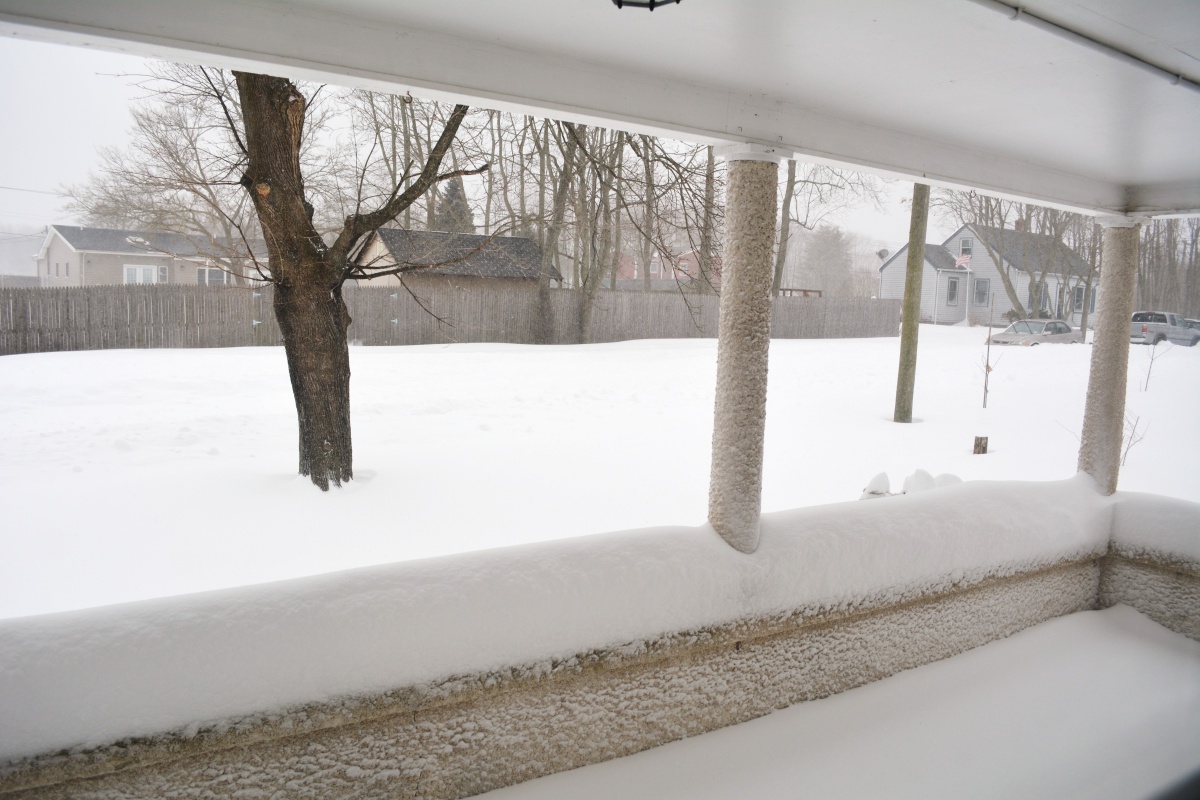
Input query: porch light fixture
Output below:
<box><xmin>612</xmin><ymin>0</ymin><xmax>680</xmax><ymax>9</ymax></box>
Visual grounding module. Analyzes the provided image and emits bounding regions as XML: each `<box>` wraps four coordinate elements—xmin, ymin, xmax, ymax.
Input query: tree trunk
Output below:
<box><xmin>772</xmin><ymin>159</ymin><xmax>797</xmax><ymax>296</ymax></box>
<box><xmin>236</xmin><ymin>71</ymin><xmax>354</xmax><ymax>489</ymax></box>
<box><xmin>274</xmin><ymin>280</ymin><xmax>353</xmax><ymax>489</ymax></box>
<box><xmin>640</xmin><ymin>136</ymin><xmax>655</xmax><ymax>293</ymax></box>
<box><xmin>536</xmin><ymin>122</ymin><xmax>578</xmax><ymax>343</ymax></box>
<box><xmin>698</xmin><ymin>146</ymin><xmax>716</xmax><ymax>293</ymax></box>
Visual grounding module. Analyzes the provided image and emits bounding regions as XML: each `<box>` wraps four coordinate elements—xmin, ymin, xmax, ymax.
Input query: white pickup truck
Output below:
<box><xmin>1130</xmin><ymin>311</ymin><xmax>1200</xmax><ymax>346</ymax></box>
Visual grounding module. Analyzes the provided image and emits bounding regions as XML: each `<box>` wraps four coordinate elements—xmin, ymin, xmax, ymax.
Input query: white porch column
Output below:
<box><xmin>708</xmin><ymin>145</ymin><xmax>780</xmax><ymax>553</ymax></box>
<box><xmin>1077</xmin><ymin>217</ymin><xmax>1141</xmax><ymax>494</ymax></box>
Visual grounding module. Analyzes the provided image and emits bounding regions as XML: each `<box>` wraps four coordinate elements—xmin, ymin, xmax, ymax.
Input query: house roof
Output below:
<box><xmin>877</xmin><ymin>243</ymin><xmax>962</xmax><ymax>273</ymax></box>
<box><xmin>46</xmin><ymin>225</ymin><xmax>263</xmax><ymax>260</ymax></box>
<box><xmin>924</xmin><ymin>245</ymin><xmax>961</xmax><ymax>273</ymax></box>
<box><xmin>369</xmin><ymin>229</ymin><xmax>554</xmax><ymax>281</ymax></box>
<box><xmin>964</xmin><ymin>224</ymin><xmax>1091</xmax><ymax>279</ymax></box>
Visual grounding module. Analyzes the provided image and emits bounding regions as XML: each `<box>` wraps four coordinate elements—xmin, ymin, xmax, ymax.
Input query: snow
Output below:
<box><xmin>0</xmin><ymin>325</ymin><xmax>1196</xmax><ymax>769</ymax></box>
<box><xmin>2</xmin><ymin>325</ymin><xmax>1196</xmax><ymax>620</ymax></box>
<box><xmin>0</xmin><ymin>478</ymin><xmax>1114</xmax><ymax>762</ymax></box>
<box><xmin>478</xmin><ymin>606</ymin><xmax>1200</xmax><ymax>800</ymax></box>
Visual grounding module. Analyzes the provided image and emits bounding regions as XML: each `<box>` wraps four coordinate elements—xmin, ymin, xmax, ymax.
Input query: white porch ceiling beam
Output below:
<box><xmin>0</xmin><ymin>0</ymin><xmax>1194</xmax><ymax>217</ymax></box>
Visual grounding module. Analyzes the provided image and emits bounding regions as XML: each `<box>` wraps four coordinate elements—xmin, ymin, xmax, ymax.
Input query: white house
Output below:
<box><xmin>878</xmin><ymin>224</ymin><xmax>1098</xmax><ymax>328</ymax></box>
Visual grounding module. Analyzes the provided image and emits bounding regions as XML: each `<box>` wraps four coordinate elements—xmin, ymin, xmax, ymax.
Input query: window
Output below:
<box><xmin>197</xmin><ymin>267</ymin><xmax>229</xmax><ymax>286</ymax></box>
<box><xmin>1073</xmin><ymin>286</ymin><xmax>1084</xmax><ymax>309</ymax></box>
<box><xmin>1131</xmin><ymin>312</ymin><xmax>1166</xmax><ymax>324</ymax></box>
<box><xmin>124</xmin><ymin>266</ymin><xmax>161</xmax><ymax>284</ymax></box>
<box><xmin>65</xmin><ymin>263</ymin><xmax>70</xmax><ymax>277</ymax></box>
<box><xmin>946</xmin><ymin>276</ymin><xmax>959</xmax><ymax>305</ymax></box>
<box><xmin>54</xmin><ymin>262</ymin><xmax>59</xmax><ymax>277</ymax></box>
<box><xmin>973</xmin><ymin>278</ymin><xmax>990</xmax><ymax>306</ymax></box>
<box><xmin>960</xmin><ymin>238</ymin><xmax>972</xmax><ymax>257</ymax></box>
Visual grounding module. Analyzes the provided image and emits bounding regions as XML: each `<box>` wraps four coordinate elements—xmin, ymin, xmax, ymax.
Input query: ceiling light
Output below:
<box><xmin>612</xmin><ymin>0</ymin><xmax>681</xmax><ymax>10</ymax></box>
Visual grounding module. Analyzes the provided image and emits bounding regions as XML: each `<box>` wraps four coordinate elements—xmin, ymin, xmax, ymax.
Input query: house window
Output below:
<box><xmin>197</xmin><ymin>267</ymin><xmax>229</xmax><ymax>286</ymax></box>
<box><xmin>1031</xmin><ymin>284</ymin><xmax>1052</xmax><ymax>313</ymax></box>
<box><xmin>973</xmin><ymin>278</ymin><xmax>990</xmax><ymax>306</ymax></box>
<box><xmin>1073</xmin><ymin>286</ymin><xmax>1098</xmax><ymax>313</ymax></box>
<box><xmin>124</xmin><ymin>266</ymin><xmax>162</xmax><ymax>284</ymax></box>
<box><xmin>960</xmin><ymin>238</ymin><xmax>972</xmax><ymax>257</ymax></box>
<box><xmin>55</xmin><ymin>263</ymin><xmax>60</xmax><ymax>276</ymax></box>
<box><xmin>946</xmin><ymin>276</ymin><xmax>959</xmax><ymax>305</ymax></box>
<box><xmin>65</xmin><ymin>263</ymin><xmax>70</xmax><ymax>277</ymax></box>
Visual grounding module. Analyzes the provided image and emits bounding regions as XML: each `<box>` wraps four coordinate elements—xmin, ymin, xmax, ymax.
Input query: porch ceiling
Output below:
<box><xmin>1</xmin><ymin>0</ymin><xmax>1197</xmax><ymax>216</ymax></box>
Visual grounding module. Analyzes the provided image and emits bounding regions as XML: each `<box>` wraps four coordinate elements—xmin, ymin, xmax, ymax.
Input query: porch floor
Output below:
<box><xmin>482</xmin><ymin>606</ymin><xmax>1200</xmax><ymax>800</ymax></box>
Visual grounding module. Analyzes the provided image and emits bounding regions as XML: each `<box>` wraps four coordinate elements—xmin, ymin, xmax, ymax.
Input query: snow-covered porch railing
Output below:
<box><xmin>1</xmin><ymin>478</ymin><xmax>1197</xmax><ymax>799</ymax></box>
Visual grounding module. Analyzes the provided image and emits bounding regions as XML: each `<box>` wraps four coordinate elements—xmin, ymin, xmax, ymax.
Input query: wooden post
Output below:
<box><xmin>894</xmin><ymin>183</ymin><xmax>930</xmax><ymax>423</ymax></box>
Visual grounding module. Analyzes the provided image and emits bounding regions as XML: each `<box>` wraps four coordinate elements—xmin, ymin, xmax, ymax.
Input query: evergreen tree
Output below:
<box><xmin>434</xmin><ymin>175</ymin><xmax>475</xmax><ymax>233</ymax></box>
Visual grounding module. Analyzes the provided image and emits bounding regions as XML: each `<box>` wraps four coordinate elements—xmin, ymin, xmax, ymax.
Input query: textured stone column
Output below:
<box><xmin>1077</xmin><ymin>218</ymin><xmax>1141</xmax><ymax>494</ymax></box>
<box><xmin>708</xmin><ymin>146</ymin><xmax>780</xmax><ymax>553</ymax></box>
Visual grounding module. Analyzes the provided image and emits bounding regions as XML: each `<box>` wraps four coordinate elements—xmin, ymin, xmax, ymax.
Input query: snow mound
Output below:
<box><xmin>0</xmin><ymin>478</ymin><xmax>1114</xmax><ymax>762</ymax></box>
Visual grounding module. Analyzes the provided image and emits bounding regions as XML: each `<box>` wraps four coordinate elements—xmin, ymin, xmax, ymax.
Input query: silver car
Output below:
<box><xmin>1130</xmin><ymin>311</ymin><xmax>1200</xmax><ymax>346</ymax></box>
<box><xmin>989</xmin><ymin>319</ymin><xmax>1079</xmax><ymax>346</ymax></box>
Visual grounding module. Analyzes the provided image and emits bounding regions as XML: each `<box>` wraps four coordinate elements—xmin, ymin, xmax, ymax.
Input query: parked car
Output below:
<box><xmin>1129</xmin><ymin>311</ymin><xmax>1200</xmax><ymax>346</ymax></box>
<box><xmin>989</xmin><ymin>319</ymin><xmax>1079</xmax><ymax>346</ymax></box>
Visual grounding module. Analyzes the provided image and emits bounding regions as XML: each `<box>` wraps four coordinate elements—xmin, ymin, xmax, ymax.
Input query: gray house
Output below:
<box><xmin>34</xmin><ymin>225</ymin><xmax>262</xmax><ymax>287</ymax></box>
<box><xmin>352</xmin><ymin>229</ymin><xmax>554</xmax><ymax>288</ymax></box>
<box><xmin>878</xmin><ymin>223</ymin><xmax>1097</xmax><ymax>327</ymax></box>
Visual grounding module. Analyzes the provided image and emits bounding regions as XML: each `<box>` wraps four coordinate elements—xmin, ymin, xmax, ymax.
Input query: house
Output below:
<box><xmin>878</xmin><ymin>223</ymin><xmax>1097</xmax><ymax>327</ymax></box>
<box><xmin>352</xmin><ymin>228</ymin><xmax>553</xmax><ymax>287</ymax></box>
<box><xmin>33</xmin><ymin>224</ymin><xmax>262</xmax><ymax>287</ymax></box>
<box><xmin>612</xmin><ymin>250</ymin><xmax>722</xmax><ymax>292</ymax></box>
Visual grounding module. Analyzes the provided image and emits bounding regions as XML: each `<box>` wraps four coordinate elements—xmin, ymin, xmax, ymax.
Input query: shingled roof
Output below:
<box><xmin>924</xmin><ymin>244</ymin><xmax>961</xmax><ymax>272</ymax></box>
<box><xmin>48</xmin><ymin>225</ymin><xmax>261</xmax><ymax>260</ymax></box>
<box><xmin>968</xmin><ymin>224</ymin><xmax>1090</xmax><ymax>278</ymax></box>
<box><xmin>367</xmin><ymin>229</ymin><xmax>554</xmax><ymax>280</ymax></box>
<box><xmin>877</xmin><ymin>243</ymin><xmax>963</xmax><ymax>273</ymax></box>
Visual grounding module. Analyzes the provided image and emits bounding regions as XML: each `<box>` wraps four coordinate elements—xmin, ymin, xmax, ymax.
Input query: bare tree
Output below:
<box><xmin>1138</xmin><ymin>218</ymin><xmax>1198</xmax><ymax>316</ymax></box>
<box><xmin>234</xmin><ymin>72</ymin><xmax>484</xmax><ymax>489</ymax></box>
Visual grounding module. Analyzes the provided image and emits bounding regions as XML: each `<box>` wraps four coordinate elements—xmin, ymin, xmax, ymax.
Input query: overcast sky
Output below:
<box><xmin>0</xmin><ymin>37</ymin><xmax>148</xmax><ymax>233</ymax></box>
<box><xmin>0</xmin><ymin>36</ymin><xmax>953</xmax><ymax>251</ymax></box>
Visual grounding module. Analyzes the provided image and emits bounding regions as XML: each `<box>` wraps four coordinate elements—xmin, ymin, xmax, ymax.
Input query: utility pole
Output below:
<box><xmin>894</xmin><ymin>183</ymin><xmax>930</xmax><ymax>423</ymax></box>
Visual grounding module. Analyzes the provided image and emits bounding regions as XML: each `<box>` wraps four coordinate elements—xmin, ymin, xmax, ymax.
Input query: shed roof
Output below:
<box><xmin>368</xmin><ymin>229</ymin><xmax>554</xmax><ymax>281</ymax></box>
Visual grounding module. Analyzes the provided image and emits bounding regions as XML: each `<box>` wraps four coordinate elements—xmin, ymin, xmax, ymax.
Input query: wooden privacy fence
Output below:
<box><xmin>0</xmin><ymin>284</ymin><xmax>900</xmax><ymax>356</ymax></box>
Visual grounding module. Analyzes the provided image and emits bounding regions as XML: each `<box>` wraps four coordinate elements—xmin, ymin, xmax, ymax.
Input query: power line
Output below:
<box><xmin>0</xmin><ymin>184</ymin><xmax>61</xmax><ymax>196</ymax></box>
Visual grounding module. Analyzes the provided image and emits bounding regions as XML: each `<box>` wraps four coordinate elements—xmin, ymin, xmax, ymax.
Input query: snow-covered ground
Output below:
<box><xmin>1</xmin><ymin>325</ymin><xmax>1197</xmax><ymax>619</ymax></box>
<box><xmin>480</xmin><ymin>606</ymin><xmax>1200</xmax><ymax>800</ymax></box>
